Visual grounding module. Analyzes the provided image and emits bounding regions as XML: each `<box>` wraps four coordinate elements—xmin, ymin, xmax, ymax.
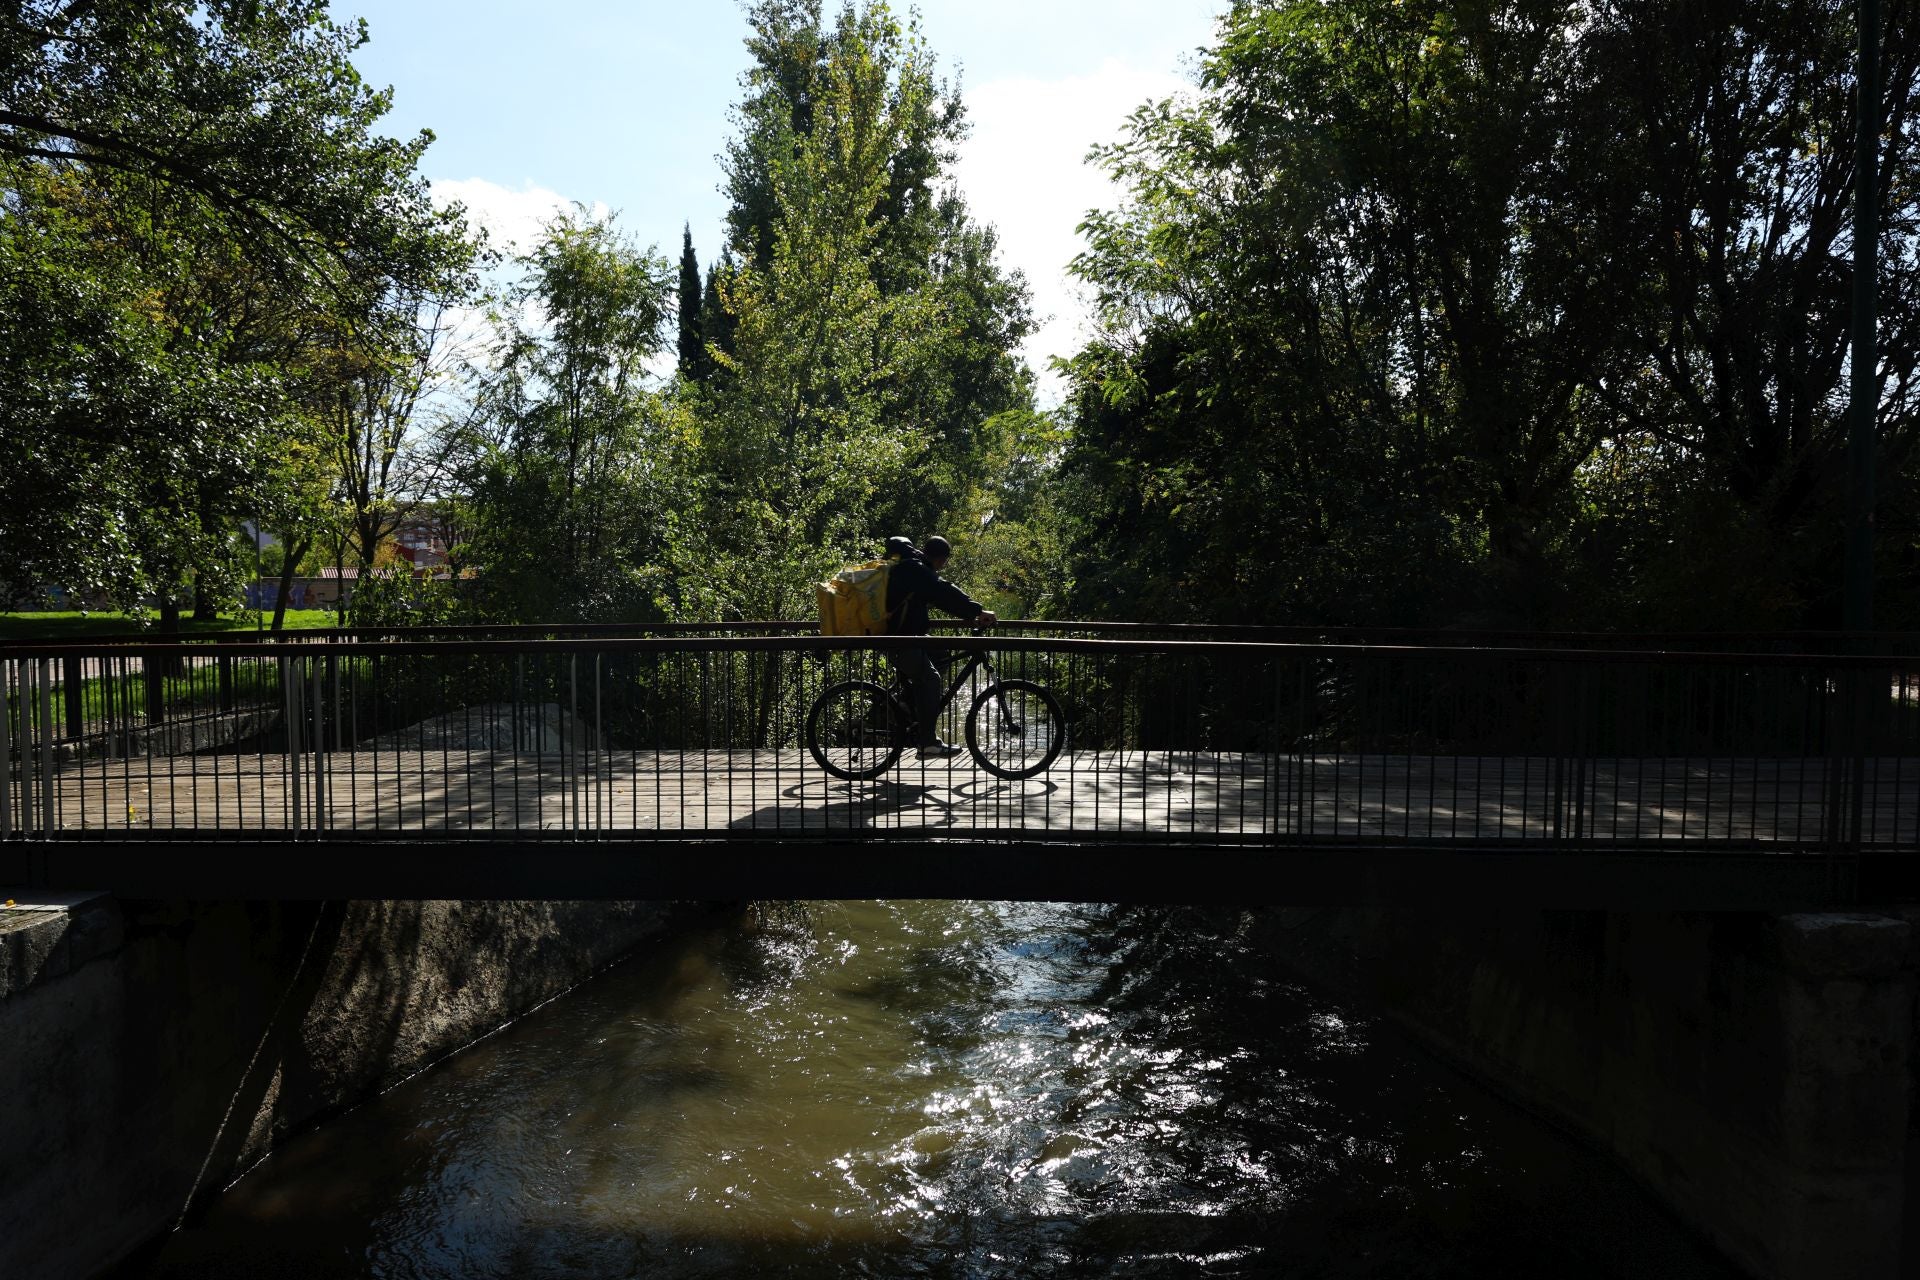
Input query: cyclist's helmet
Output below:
<box><xmin>884</xmin><ymin>535</ymin><xmax>918</xmax><ymax>560</ymax></box>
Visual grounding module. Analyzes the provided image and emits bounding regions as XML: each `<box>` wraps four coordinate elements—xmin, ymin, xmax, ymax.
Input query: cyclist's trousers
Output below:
<box><xmin>888</xmin><ymin>648</ymin><xmax>943</xmax><ymax>748</ymax></box>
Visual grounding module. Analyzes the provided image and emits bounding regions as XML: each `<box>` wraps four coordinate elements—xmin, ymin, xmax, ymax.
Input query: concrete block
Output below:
<box><xmin>67</xmin><ymin>902</ymin><xmax>125</xmax><ymax>968</ymax></box>
<box><xmin>0</xmin><ymin>894</ymin><xmax>120</xmax><ymax>1000</ymax></box>
<box><xmin>0</xmin><ymin>914</ymin><xmax>69</xmax><ymax>996</ymax></box>
<box><xmin>1772</xmin><ymin>913</ymin><xmax>1910</xmax><ymax>981</ymax></box>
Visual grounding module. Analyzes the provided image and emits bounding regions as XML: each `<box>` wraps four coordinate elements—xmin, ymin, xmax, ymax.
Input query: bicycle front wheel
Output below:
<box><xmin>806</xmin><ymin>679</ymin><xmax>905</xmax><ymax>780</ymax></box>
<box><xmin>965</xmin><ymin>678</ymin><xmax>1066</xmax><ymax>780</ymax></box>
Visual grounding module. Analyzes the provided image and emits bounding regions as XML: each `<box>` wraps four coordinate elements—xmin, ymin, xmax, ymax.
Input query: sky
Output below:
<box><xmin>341</xmin><ymin>1</ymin><xmax>1226</xmax><ymax>400</ymax></box>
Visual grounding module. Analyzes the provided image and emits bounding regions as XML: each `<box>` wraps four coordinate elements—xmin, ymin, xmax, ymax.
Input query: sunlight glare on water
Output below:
<box><xmin>126</xmin><ymin>901</ymin><xmax>1738</xmax><ymax>1279</ymax></box>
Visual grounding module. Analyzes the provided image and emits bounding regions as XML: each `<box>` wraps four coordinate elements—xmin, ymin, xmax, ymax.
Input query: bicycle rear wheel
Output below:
<box><xmin>965</xmin><ymin>678</ymin><xmax>1066</xmax><ymax>779</ymax></box>
<box><xmin>806</xmin><ymin>679</ymin><xmax>905</xmax><ymax>780</ymax></box>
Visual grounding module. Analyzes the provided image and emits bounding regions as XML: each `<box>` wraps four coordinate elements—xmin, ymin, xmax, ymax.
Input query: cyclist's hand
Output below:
<box><xmin>974</xmin><ymin>610</ymin><xmax>997</xmax><ymax>627</ymax></box>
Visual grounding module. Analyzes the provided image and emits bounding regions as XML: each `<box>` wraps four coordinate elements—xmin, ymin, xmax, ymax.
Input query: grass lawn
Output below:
<box><xmin>0</xmin><ymin>609</ymin><xmax>341</xmax><ymax>641</ymax></box>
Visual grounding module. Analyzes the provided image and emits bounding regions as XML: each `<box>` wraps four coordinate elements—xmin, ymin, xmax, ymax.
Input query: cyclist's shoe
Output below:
<box><xmin>916</xmin><ymin>741</ymin><xmax>965</xmax><ymax>762</ymax></box>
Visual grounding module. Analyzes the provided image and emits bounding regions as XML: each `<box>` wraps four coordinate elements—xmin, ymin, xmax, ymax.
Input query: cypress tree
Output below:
<box><xmin>676</xmin><ymin>224</ymin><xmax>705</xmax><ymax>380</ymax></box>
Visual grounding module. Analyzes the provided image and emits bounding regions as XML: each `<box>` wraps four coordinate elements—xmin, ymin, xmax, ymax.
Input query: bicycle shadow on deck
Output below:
<box><xmin>725</xmin><ymin>775</ymin><xmax>1058</xmax><ymax>835</ymax></box>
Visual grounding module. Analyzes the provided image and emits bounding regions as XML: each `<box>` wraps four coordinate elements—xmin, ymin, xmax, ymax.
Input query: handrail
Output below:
<box><xmin>1</xmin><ymin>632</ymin><xmax>1915</xmax><ymax>666</ymax></box>
<box><xmin>7</xmin><ymin>618</ymin><xmax>1918</xmax><ymax>652</ymax></box>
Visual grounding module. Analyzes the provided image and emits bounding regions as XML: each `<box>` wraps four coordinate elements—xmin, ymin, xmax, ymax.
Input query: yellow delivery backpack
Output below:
<box><xmin>815</xmin><ymin>561</ymin><xmax>893</xmax><ymax>636</ymax></box>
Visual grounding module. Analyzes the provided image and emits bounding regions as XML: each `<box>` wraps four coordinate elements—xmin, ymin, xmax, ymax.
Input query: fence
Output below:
<box><xmin>2</xmin><ymin>631</ymin><xmax>1916</xmax><ymax>849</ymax></box>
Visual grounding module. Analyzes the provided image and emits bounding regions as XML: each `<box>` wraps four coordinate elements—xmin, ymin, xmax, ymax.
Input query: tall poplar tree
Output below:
<box><xmin>683</xmin><ymin>0</ymin><xmax>1034</xmax><ymax>620</ymax></box>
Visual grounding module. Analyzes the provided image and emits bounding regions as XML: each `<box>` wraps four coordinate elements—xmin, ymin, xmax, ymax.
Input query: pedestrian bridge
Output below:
<box><xmin>4</xmin><ymin>624</ymin><xmax>1916</xmax><ymax>907</ymax></box>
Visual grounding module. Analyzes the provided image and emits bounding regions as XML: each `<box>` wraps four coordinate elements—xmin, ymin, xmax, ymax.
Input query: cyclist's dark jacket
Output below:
<box><xmin>885</xmin><ymin>556</ymin><xmax>984</xmax><ymax>635</ymax></box>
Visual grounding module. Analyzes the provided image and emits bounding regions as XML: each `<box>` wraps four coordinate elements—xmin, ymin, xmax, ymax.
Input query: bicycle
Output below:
<box><xmin>804</xmin><ymin>638</ymin><xmax>1066</xmax><ymax>781</ymax></box>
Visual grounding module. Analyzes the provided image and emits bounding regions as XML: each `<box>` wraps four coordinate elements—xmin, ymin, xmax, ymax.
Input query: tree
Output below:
<box><xmin>456</xmin><ymin>209</ymin><xmax>685</xmax><ymax>620</ymax></box>
<box><xmin>306</xmin><ymin>285</ymin><xmax>480</xmax><ymax>624</ymax></box>
<box><xmin>699</xmin><ymin>249</ymin><xmax>741</xmax><ymax>376</ymax></box>
<box><xmin>1</xmin><ymin>1</ymin><xmax>467</xmax><ymax>302</ymax></box>
<box><xmin>676</xmin><ymin>224</ymin><xmax>707</xmax><ymax>381</ymax></box>
<box><xmin>0</xmin><ymin>168</ymin><xmax>298</xmax><ymax>621</ymax></box>
<box><xmin>686</xmin><ymin>0</ymin><xmax>1035</xmax><ymax>619</ymax></box>
<box><xmin>1057</xmin><ymin>0</ymin><xmax>1920</xmax><ymax>629</ymax></box>
<box><xmin>1572</xmin><ymin>0</ymin><xmax>1920</xmax><ymax>626</ymax></box>
<box><xmin>0</xmin><ymin>1</ymin><xmax>477</xmax><ymax>625</ymax></box>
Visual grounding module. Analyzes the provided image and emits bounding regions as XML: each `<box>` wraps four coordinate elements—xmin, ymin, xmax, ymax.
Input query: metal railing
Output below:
<box><xmin>2</xmin><ymin>632</ymin><xmax>1916</xmax><ymax>849</ymax></box>
<box><xmin>19</xmin><ymin>619</ymin><xmax>1920</xmax><ymax>650</ymax></box>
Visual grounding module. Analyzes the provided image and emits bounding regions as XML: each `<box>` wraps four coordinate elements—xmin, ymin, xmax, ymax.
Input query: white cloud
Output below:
<box><xmin>431</xmin><ymin>177</ymin><xmax>612</xmax><ymax>256</ymax></box>
<box><xmin>955</xmin><ymin>59</ymin><xmax>1193</xmax><ymax>404</ymax></box>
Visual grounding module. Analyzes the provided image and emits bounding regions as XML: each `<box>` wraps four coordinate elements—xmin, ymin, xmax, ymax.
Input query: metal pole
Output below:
<box><xmin>37</xmin><ymin>659</ymin><xmax>54</xmax><ymax>834</ymax></box>
<box><xmin>284</xmin><ymin>654</ymin><xmax>301</xmax><ymax>837</ymax></box>
<box><xmin>1845</xmin><ymin>0</ymin><xmax>1881</xmax><ymax>632</ymax></box>
<box><xmin>1</xmin><ymin>659</ymin><xmax>13</xmax><ymax>841</ymax></box>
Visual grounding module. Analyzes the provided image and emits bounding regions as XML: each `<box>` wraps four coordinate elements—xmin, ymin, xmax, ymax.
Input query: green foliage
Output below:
<box><xmin>0</xmin><ymin>2</ymin><xmax>480</xmax><ymax>629</ymax></box>
<box><xmin>347</xmin><ymin>569</ymin><xmax>463</xmax><ymax>630</ymax></box>
<box><xmin>455</xmin><ymin>209</ymin><xmax>687</xmax><ymax>621</ymax></box>
<box><xmin>1</xmin><ymin>1</ymin><xmax>472</xmax><ymax>302</ymax></box>
<box><xmin>0</xmin><ymin>180</ymin><xmax>294</xmax><ymax>614</ymax></box>
<box><xmin>679</xmin><ymin>0</ymin><xmax>1034</xmax><ymax>622</ymax></box>
<box><xmin>676</xmin><ymin>225</ymin><xmax>707</xmax><ymax>380</ymax></box>
<box><xmin>1057</xmin><ymin>0</ymin><xmax>1920</xmax><ymax>630</ymax></box>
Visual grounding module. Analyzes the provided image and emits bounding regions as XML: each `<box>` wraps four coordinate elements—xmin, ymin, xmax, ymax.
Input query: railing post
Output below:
<box><xmin>513</xmin><ymin>656</ymin><xmax>525</xmax><ymax>752</ymax></box>
<box><xmin>311</xmin><ymin>654</ymin><xmax>325</xmax><ymax>837</ymax></box>
<box><xmin>101</xmin><ymin>655</ymin><xmax>116</xmax><ymax>759</ymax></box>
<box><xmin>282</xmin><ymin>654</ymin><xmax>302</xmax><ymax>838</ymax></box>
<box><xmin>62</xmin><ymin>655</ymin><xmax>82</xmax><ymax>744</ymax></box>
<box><xmin>37</xmin><ymin>659</ymin><xmax>55</xmax><ymax>835</ymax></box>
<box><xmin>1549</xmin><ymin>662</ymin><xmax>1566</xmax><ymax>842</ymax></box>
<box><xmin>594</xmin><ymin>652</ymin><xmax>604</xmax><ymax>834</ymax></box>
<box><xmin>568</xmin><ymin>653</ymin><xmax>579</xmax><ymax>833</ymax></box>
<box><xmin>1294</xmin><ymin>659</ymin><xmax>1312</xmax><ymax>839</ymax></box>
<box><xmin>144</xmin><ymin>648</ymin><xmax>164</xmax><ymax>726</ymax></box>
<box><xmin>1571</xmin><ymin>662</ymin><xmax>1590</xmax><ymax>841</ymax></box>
<box><xmin>1847</xmin><ymin>662</ymin><xmax>1870</xmax><ymax>850</ymax></box>
<box><xmin>17</xmin><ymin>660</ymin><xmax>33</xmax><ymax>838</ymax></box>
<box><xmin>1821</xmin><ymin>662</ymin><xmax>1854</xmax><ymax>851</ymax></box>
<box><xmin>1</xmin><ymin>657</ymin><xmax>13</xmax><ymax>843</ymax></box>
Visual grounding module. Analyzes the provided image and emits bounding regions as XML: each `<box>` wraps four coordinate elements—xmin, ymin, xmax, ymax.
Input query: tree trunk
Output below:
<box><xmin>190</xmin><ymin>572</ymin><xmax>215</xmax><ymax>623</ymax></box>
<box><xmin>272</xmin><ymin>535</ymin><xmax>310</xmax><ymax>633</ymax></box>
<box><xmin>155</xmin><ymin>591</ymin><xmax>185</xmax><ymax>679</ymax></box>
<box><xmin>333</xmin><ymin>543</ymin><xmax>346</xmax><ymax>628</ymax></box>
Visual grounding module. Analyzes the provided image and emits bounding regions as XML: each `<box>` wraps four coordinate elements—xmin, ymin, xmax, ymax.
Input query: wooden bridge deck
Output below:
<box><xmin>21</xmin><ymin>749</ymin><xmax>1920</xmax><ymax>846</ymax></box>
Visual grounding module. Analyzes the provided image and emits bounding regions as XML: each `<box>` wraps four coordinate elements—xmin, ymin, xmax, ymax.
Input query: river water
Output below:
<box><xmin>128</xmin><ymin>901</ymin><xmax>1737</xmax><ymax>1278</ymax></box>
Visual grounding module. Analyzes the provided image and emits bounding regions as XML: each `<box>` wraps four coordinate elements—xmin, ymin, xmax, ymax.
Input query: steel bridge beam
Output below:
<box><xmin>10</xmin><ymin>838</ymin><xmax>1884</xmax><ymax>911</ymax></box>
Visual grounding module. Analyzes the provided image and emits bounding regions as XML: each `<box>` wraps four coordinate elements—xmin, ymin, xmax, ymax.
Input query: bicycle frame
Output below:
<box><xmin>885</xmin><ymin>648</ymin><xmax>1024</xmax><ymax>735</ymax></box>
<box><xmin>925</xmin><ymin>649</ymin><xmax>996</xmax><ymax>723</ymax></box>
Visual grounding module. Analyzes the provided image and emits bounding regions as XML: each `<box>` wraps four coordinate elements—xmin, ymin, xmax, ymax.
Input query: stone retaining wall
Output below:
<box><xmin>0</xmin><ymin>895</ymin><xmax>684</xmax><ymax>1280</ymax></box>
<box><xmin>1250</xmin><ymin>907</ymin><xmax>1914</xmax><ymax>1280</ymax></box>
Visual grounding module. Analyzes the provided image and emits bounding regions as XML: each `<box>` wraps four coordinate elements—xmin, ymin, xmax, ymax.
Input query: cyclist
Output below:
<box><xmin>884</xmin><ymin>534</ymin><xmax>997</xmax><ymax>760</ymax></box>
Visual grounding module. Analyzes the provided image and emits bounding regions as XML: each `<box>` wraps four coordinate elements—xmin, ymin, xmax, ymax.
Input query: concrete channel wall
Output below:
<box><xmin>0</xmin><ymin>894</ymin><xmax>684</xmax><ymax>1280</ymax></box>
<box><xmin>1250</xmin><ymin>906</ymin><xmax>1916</xmax><ymax>1280</ymax></box>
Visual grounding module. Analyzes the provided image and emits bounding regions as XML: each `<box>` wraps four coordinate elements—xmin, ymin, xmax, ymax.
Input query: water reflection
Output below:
<box><xmin>125</xmin><ymin>902</ymin><xmax>1736</xmax><ymax>1278</ymax></box>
